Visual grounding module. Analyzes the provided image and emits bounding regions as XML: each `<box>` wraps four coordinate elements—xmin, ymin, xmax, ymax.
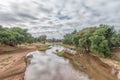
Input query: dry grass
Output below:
<box><xmin>62</xmin><ymin>44</ymin><xmax>76</xmax><ymax>50</ymax></box>
<box><xmin>37</xmin><ymin>44</ymin><xmax>51</xmax><ymax>51</ymax></box>
<box><xmin>56</xmin><ymin>50</ymin><xmax>64</xmax><ymax>57</ymax></box>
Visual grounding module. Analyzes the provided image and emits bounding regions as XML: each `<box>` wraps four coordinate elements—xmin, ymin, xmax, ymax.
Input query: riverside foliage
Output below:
<box><xmin>62</xmin><ymin>24</ymin><xmax>120</xmax><ymax>57</ymax></box>
<box><xmin>0</xmin><ymin>25</ymin><xmax>47</xmax><ymax>46</ymax></box>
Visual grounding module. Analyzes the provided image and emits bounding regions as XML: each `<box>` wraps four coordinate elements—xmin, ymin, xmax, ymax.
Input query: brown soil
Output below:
<box><xmin>0</xmin><ymin>44</ymin><xmax>37</xmax><ymax>80</ymax></box>
<box><xmin>101</xmin><ymin>48</ymin><xmax>120</xmax><ymax>71</ymax></box>
<box><xmin>111</xmin><ymin>48</ymin><xmax>120</xmax><ymax>61</ymax></box>
<box><xmin>63</xmin><ymin>53</ymin><xmax>118</xmax><ymax>80</ymax></box>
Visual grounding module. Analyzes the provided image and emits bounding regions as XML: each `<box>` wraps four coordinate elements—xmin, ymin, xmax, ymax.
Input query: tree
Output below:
<box><xmin>72</xmin><ymin>27</ymin><xmax>97</xmax><ymax>53</ymax></box>
<box><xmin>90</xmin><ymin>35</ymin><xmax>110</xmax><ymax>57</ymax></box>
<box><xmin>111</xmin><ymin>31</ymin><xmax>120</xmax><ymax>47</ymax></box>
<box><xmin>37</xmin><ymin>35</ymin><xmax>47</xmax><ymax>44</ymax></box>
<box><xmin>89</xmin><ymin>25</ymin><xmax>114</xmax><ymax>57</ymax></box>
<box><xmin>62</xmin><ymin>33</ymin><xmax>73</xmax><ymax>44</ymax></box>
<box><xmin>62</xmin><ymin>30</ymin><xmax>77</xmax><ymax>45</ymax></box>
<box><xmin>47</xmin><ymin>38</ymin><xmax>62</xmax><ymax>43</ymax></box>
<box><xmin>0</xmin><ymin>26</ymin><xmax>36</xmax><ymax>46</ymax></box>
<box><xmin>72</xmin><ymin>33</ymin><xmax>80</xmax><ymax>47</ymax></box>
<box><xmin>0</xmin><ymin>31</ymin><xmax>16</xmax><ymax>46</ymax></box>
<box><xmin>98</xmin><ymin>24</ymin><xmax>115</xmax><ymax>49</ymax></box>
<box><xmin>10</xmin><ymin>27</ymin><xmax>30</xmax><ymax>42</ymax></box>
<box><xmin>64</xmin><ymin>24</ymin><xmax>118</xmax><ymax>57</ymax></box>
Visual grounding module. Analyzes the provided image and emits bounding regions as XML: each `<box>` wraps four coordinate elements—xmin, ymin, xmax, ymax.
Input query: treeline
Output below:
<box><xmin>47</xmin><ymin>38</ymin><xmax>62</xmax><ymax>43</ymax></box>
<box><xmin>62</xmin><ymin>24</ymin><xmax>120</xmax><ymax>57</ymax></box>
<box><xmin>0</xmin><ymin>26</ymin><xmax>47</xmax><ymax>46</ymax></box>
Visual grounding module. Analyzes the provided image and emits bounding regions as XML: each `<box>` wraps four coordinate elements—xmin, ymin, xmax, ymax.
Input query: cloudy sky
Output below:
<box><xmin>0</xmin><ymin>0</ymin><xmax>120</xmax><ymax>38</ymax></box>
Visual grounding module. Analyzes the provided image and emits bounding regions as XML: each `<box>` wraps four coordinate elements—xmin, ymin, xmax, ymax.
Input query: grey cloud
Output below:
<box><xmin>0</xmin><ymin>0</ymin><xmax>120</xmax><ymax>38</ymax></box>
<box><xmin>0</xmin><ymin>13</ymin><xmax>22</xmax><ymax>23</ymax></box>
<box><xmin>16</xmin><ymin>12</ymin><xmax>39</xmax><ymax>20</ymax></box>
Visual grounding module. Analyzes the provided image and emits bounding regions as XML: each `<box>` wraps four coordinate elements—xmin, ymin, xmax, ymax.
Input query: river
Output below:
<box><xmin>24</xmin><ymin>45</ymin><xmax>93</xmax><ymax>80</ymax></box>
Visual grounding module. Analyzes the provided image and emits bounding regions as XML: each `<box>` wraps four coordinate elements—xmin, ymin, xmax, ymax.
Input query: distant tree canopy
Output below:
<box><xmin>37</xmin><ymin>35</ymin><xmax>47</xmax><ymax>44</ymax></box>
<box><xmin>62</xmin><ymin>24</ymin><xmax>120</xmax><ymax>57</ymax></box>
<box><xmin>0</xmin><ymin>26</ymin><xmax>47</xmax><ymax>46</ymax></box>
<box><xmin>62</xmin><ymin>30</ymin><xmax>77</xmax><ymax>45</ymax></box>
<box><xmin>0</xmin><ymin>26</ymin><xmax>27</xmax><ymax>46</ymax></box>
<box><xmin>47</xmin><ymin>38</ymin><xmax>62</xmax><ymax>43</ymax></box>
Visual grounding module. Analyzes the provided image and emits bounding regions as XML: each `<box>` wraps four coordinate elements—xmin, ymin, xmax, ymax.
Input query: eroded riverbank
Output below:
<box><xmin>0</xmin><ymin>48</ymin><xmax>36</xmax><ymax>80</ymax></box>
<box><xmin>63</xmin><ymin>52</ymin><xmax>120</xmax><ymax>80</ymax></box>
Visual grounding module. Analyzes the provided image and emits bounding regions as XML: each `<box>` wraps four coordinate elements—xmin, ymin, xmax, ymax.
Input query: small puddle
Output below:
<box><xmin>24</xmin><ymin>45</ymin><xmax>92</xmax><ymax>80</ymax></box>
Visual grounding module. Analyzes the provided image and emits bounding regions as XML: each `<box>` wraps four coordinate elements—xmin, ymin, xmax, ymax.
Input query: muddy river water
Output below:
<box><xmin>24</xmin><ymin>45</ymin><xmax>93</xmax><ymax>80</ymax></box>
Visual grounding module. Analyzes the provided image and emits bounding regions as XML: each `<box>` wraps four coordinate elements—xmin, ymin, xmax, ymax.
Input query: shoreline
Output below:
<box><xmin>0</xmin><ymin>45</ymin><xmax>37</xmax><ymax>80</ymax></box>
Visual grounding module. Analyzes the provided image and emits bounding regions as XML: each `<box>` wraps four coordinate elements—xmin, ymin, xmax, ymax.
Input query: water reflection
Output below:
<box><xmin>117</xmin><ymin>71</ymin><xmax>120</xmax><ymax>80</ymax></box>
<box><xmin>24</xmin><ymin>45</ymin><xmax>92</xmax><ymax>80</ymax></box>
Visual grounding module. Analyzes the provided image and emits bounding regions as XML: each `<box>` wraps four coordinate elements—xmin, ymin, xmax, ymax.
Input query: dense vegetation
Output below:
<box><xmin>62</xmin><ymin>24</ymin><xmax>120</xmax><ymax>57</ymax></box>
<box><xmin>1</xmin><ymin>25</ymin><xmax>120</xmax><ymax>57</ymax></box>
<box><xmin>62</xmin><ymin>30</ymin><xmax>77</xmax><ymax>44</ymax></box>
<box><xmin>0</xmin><ymin>26</ymin><xmax>47</xmax><ymax>46</ymax></box>
<box><xmin>47</xmin><ymin>38</ymin><xmax>62</xmax><ymax>43</ymax></box>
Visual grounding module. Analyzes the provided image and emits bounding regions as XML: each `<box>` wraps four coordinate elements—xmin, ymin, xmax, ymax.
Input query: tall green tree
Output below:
<box><xmin>111</xmin><ymin>31</ymin><xmax>120</xmax><ymax>47</ymax></box>
<box><xmin>0</xmin><ymin>26</ymin><xmax>36</xmax><ymax>46</ymax></box>
<box><xmin>89</xmin><ymin>25</ymin><xmax>114</xmax><ymax>57</ymax></box>
<box><xmin>72</xmin><ymin>27</ymin><xmax>97</xmax><ymax>53</ymax></box>
<box><xmin>90</xmin><ymin>35</ymin><xmax>110</xmax><ymax>57</ymax></box>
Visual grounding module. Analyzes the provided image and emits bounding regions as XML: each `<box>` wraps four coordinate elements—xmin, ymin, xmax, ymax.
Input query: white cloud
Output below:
<box><xmin>0</xmin><ymin>0</ymin><xmax>120</xmax><ymax>38</ymax></box>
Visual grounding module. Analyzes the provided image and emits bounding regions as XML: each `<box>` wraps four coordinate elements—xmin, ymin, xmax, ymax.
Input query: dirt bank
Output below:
<box><xmin>64</xmin><ymin>53</ymin><xmax>118</xmax><ymax>80</ymax></box>
<box><xmin>0</xmin><ymin>45</ymin><xmax>37</xmax><ymax>80</ymax></box>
